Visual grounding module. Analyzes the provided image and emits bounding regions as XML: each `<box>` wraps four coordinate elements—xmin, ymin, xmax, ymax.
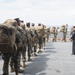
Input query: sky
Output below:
<box><xmin>0</xmin><ymin>0</ymin><xmax>75</xmax><ymax>29</ymax></box>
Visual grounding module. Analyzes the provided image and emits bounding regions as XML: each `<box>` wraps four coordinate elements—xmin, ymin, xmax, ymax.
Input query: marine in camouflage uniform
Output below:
<box><xmin>51</xmin><ymin>27</ymin><xmax>59</xmax><ymax>42</ymax></box>
<box><xmin>42</xmin><ymin>25</ymin><xmax>47</xmax><ymax>46</ymax></box>
<box><xmin>9</xmin><ymin>18</ymin><xmax>25</xmax><ymax>73</ymax></box>
<box><xmin>1</xmin><ymin>19</ymin><xmax>22</xmax><ymax>75</ymax></box>
<box><xmin>54</xmin><ymin>27</ymin><xmax>59</xmax><ymax>41</ymax></box>
<box><xmin>46</xmin><ymin>27</ymin><xmax>51</xmax><ymax>42</ymax></box>
<box><xmin>60</xmin><ymin>24</ymin><xmax>68</xmax><ymax>42</ymax></box>
<box><xmin>30</xmin><ymin>23</ymin><xmax>38</xmax><ymax>56</ymax></box>
<box><xmin>26</xmin><ymin>22</ymin><xmax>33</xmax><ymax>61</ymax></box>
<box><xmin>12</xmin><ymin>20</ymin><xmax>27</xmax><ymax>69</ymax></box>
<box><xmin>36</xmin><ymin>23</ymin><xmax>44</xmax><ymax>53</ymax></box>
<box><xmin>20</xmin><ymin>20</ymin><xmax>27</xmax><ymax>68</ymax></box>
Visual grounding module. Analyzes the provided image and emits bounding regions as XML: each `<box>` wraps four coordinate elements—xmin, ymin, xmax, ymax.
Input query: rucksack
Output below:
<box><xmin>0</xmin><ymin>23</ymin><xmax>16</xmax><ymax>53</ymax></box>
<box><xmin>36</xmin><ymin>26</ymin><xmax>44</xmax><ymax>38</ymax></box>
<box><xmin>51</xmin><ymin>27</ymin><xmax>56</xmax><ymax>34</ymax></box>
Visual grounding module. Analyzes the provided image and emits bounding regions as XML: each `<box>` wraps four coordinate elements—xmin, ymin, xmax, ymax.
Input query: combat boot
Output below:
<box><xmin>15</xmin><ymin>71</ymin><xmax>19</xmax><ymax>75</ymax></box>
<box><xmin>19</xmin><ymin>64</ymin><xmax>22</xmax><ymax>67</ymax></box>
<box><xmin>28</xmin><ymin>57</ymin><xmax>32</xmax><ymax>61</ymax></box>
<box><xmin>2</xmin><ymin>73</ymin><xmax>8</xmax><ymax>75</ymax></box>
<box><xmin>16</xmin><ymin>73</ymin><xmax>18</xmax><ymax>75</ymax></box>
<box><xmin>18</xmin><ymin>69</ymin><xmax>25</xmax><ymax>73</ymax></box>
<box><xmin>38</xmin><ymin>50</ymin><xmax>42</xmax><ymax>53</ymax></box>
<box><xmin>34</xmin><ymin>53</ymin><xmax>38</xmax><ymax>56</ymax></box>
<box><xmin>22</xmin><ymin>62</ymin><xmax>26</xmax><ymax>68</ymax></box>
<box><xmin>10</xmin><ymin>66</ymin><xmax>14</xmax><ymax>72</ymax></box>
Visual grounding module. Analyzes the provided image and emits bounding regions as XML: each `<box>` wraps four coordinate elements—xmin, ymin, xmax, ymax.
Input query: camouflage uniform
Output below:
<box><xmin>26</xmin><ymin>23</ymin><xmax>33</xmax><ymax>61</ymax></box>
<box><xmin>43</xmin><ymin>25</ymin><xmax>47</xmax><ymax>46</ymax></box>
<box><xmin>30</xmin><ymin>23</ymin><xmax>38</xmax><ymax>56</ymax></box>
<box><xmin>51</xmin><ymin>27</ymin><xmax>58</xmax><ymax>42</ymax></box>
<box><xmin>60</xmin><ymin>25</ymin><xmax>68</xmax><ymax>42</ymax></box>
<box><xmin>46</xmin><ymin>27</ymin><xmax>50</xmax><ymax>42</ymax></box>
<box><xmin>9</xmin><ymin>18</ymin><xmax>24</xmax><ymax>73</ymax></box>
<box><xmin>1</xmin><ymin>19</ymin><xmax>21</xmax><ymax>75</ymax></box>
<box><xmin>15</xmin><ymin>26</ymin><xmax>23</xmax><ymax>68</ymax></box>
<box><xmin>20</xmin><ymin>21</ymin><xmax>27</xmax><ymax>68</ymax></box>
<box><xmin>36</xmin><ymin>24</ymin><xmax>44</xmax><ymax>52</ymax></box>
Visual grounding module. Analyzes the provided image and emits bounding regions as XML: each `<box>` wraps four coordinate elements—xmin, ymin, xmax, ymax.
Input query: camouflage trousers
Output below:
<box><xmin>43</xmin><ymin>37</ymin><xmax>46</xmax><ymax>46</ymax></box>
<box><xmin>2</xmin><ymin>52</ymin><xmax>19</xmax><ymax>75</ymax></box>
<box><xmin>62</xmin><ymin>33</ymin><xmax>66</xmax><ymax>42</ymax></box>
<box><xmin>32</xmin><ymin>38</ymin><xmax>37</xmax><ymax>54</ymax></box>
<box><xmin>10</xmin><ymin>47</ymin><xmax>22</xmax><ymax>70</ymax></box>
<box><xmin>27</xmin><ymin>41</ymin><xmax>32</xmax><ymax>60</ymax></box>
<box><xmin>21</xmin><ymin>46</ymin><xmax>26</xmax><ymax>62</ymax></box>
<box><xmin>38</xmin><ymin>38</ymin><xmax>43</xmax><ymax>52</ymax></box>
<box><xmin>52</xmin><ymin>34</ymin><xmax>57</xmax><ymax>42</ymax></box>
<box><xmin>47</xmin><ymin>35</ymin><xmax>49</xmax><ymax>42</ymax></box>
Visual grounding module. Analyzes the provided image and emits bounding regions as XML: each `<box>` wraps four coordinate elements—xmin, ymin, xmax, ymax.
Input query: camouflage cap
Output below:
<box><xmin>38</xmin><ymin>23</ymin><xmax>41</xmax><ymax>26</ymax></box>
<box><xmin>26</xmin><ymin>22</ymin><xmax>30</xmax><ymax>27</ymax></box>
<box><xmin>32</xmin><ymin>23</ymin><xmax>35</xmax><ymax>26</ymax></box>
<box><xmin>14</xmin><ymin>18</ymin><xmax>20</xmax><ymax>22</ymax></box>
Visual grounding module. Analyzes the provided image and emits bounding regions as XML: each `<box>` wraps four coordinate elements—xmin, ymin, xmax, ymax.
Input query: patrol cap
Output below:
<box><xmin>32</xmin><ymin>23</ymin><xmax>35</xmax><ymax>26</ymax></box>
<box><xmin>14</xmin><ymin>18</ymin><xmax>20</xmax><ymax>22</ymax></box>
<box><xmin>38</xmin><ymin>23</ymin><xmax>41</xmax><ymax>26</ymax></box>
<box><xmin>26</xmin><ymin>22</ymin><xmax>30</xmax><ymax>27</ymax></box>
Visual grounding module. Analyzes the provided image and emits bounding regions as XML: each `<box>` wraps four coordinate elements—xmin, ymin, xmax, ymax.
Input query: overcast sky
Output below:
<box><xmin>0</xmin><ymin>0</ymin><xmax>75</xmax><ymax>29</ymax></box>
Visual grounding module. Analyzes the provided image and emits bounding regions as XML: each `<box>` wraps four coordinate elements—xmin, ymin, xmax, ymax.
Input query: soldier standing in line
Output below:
<box><xmin>65</xmin><ymin>24</ymin><xmax>68</xmax><ymax>34</ymax></box>
<box><xmin>46</xmin><ymin>27</ymin><xmax>51</xmax><ymax>42</ymax></box>
<box><xmin>54</xmin><ymin>27</ymin><xmax>59</xmax><ymax>42</ymax></box>
<box><xmin>42</xmin><ymin>25</ymin><xmax>47</xmax><ymax>46</ymax></box>
<box><xmin>51</xmin><ymin>27</ymin><xmax>57</xmax><ymax>42</ymax></box>
<box><xmin>60</xmin><ymin>25</ymin><xmax>68</xmax><ymax>42</ymax></box>
<box><xmin>36</xmin><ymin>23</ymin><xmax>44</xmax><ymax>53</ymax></box>
<box><xmin>10</xmin><ymin>18</ymin><xmax>25</xmax><ymax>73</ymax></box>
<box><xmin>1</xmin><ymin>19</ymin><xmax>23</xmax><ymax>75</ymax></box>
<box><xmin>26</xmin><ymin>22</ymin><xmax>33</xmax><ymax>61</ymax></box>
<box><xmin>20</xmin><ymin>20</ymin><xmax>27</xmax><ymax>68</ymax></box>
<box><xmin>30</xmin><ymin>23</ymin><xmax>38</xmax><ymax>56</ymax></box>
